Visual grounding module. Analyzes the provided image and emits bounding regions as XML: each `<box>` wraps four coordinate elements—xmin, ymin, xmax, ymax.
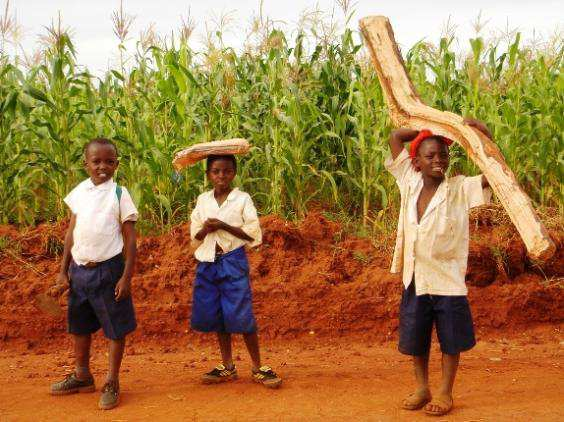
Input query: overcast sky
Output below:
<box><xmin>3</xmin><ymin>0</ymin><xmax>562</xmax><ymax>74</ymax></box>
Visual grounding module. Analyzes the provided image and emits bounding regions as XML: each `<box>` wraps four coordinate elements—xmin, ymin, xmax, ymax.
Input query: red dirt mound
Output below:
<box><xmin>0</xmin><ymin>209</ymin><xmax>562</xmax><ymax>351</ymax></box>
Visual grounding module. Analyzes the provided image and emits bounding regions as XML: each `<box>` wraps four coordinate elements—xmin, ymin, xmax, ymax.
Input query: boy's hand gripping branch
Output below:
<box><xmin>359</xmin><ymin>16</ymin><xmax>555</xmax><ymax>261</ymax></box>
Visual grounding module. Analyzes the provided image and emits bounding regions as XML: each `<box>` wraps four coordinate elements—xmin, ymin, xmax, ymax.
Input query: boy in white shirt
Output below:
<box><xmin>50</xmin><ymin>138</ymin><xmax>138</xmax><ymax>410</ymax></box>
<box><xmin>190</xmin><ymin>154</ymin><xmax>282</xmax><ymax>389</ymax></box>
<box><xmin>385</xmin><ymin>119</ymin><xmax>492</xmax><ymax>416</ymax></box>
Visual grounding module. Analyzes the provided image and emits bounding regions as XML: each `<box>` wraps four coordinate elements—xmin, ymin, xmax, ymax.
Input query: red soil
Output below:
<box><xmin>0</xmin><ymin>207</ymin><xmax>562</xmax><ymax>351</ymax></box>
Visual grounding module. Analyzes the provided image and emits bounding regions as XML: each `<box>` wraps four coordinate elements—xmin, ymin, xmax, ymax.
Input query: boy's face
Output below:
<box><xmin>414</xmin><ymin>138</ymin><xmax>449</xmax><ymax>179</ymax></box>
<box><xmin>84</xmin><ymin>143</ymin><xmax>119</xmax><ymax>185</ymax></box>
<box><xmin>206</xmin><ymin>158</ymin><xmax>236</xmax><ymax>190</ymax></box>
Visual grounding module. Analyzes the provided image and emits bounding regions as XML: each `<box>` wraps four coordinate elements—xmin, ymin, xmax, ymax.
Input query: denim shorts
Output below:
<box><xmin>68</xmin><ymin>253</ymin><xmax>137</xmax><ymax>340</ymax></box>
<box><xmin>399</xmin><ymin>280</ymin><xmax>475</xmax><ymax>356</ymax></box>
<box><xmin>191</xmin><ymin>247</ymin><xmax>257</xmax><ymax>334</ymax></box>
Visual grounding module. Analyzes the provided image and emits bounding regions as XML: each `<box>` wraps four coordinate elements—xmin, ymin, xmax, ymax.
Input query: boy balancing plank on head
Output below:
<box><xmin>189</xmin><ymin>154</ymin><xmax>282</xmax><ymax>388</ymax></box>
<box><xmin>385</xmin><ymin>118</ymin><xmax>493</xmax><ymax>416</ymax></box>
<box><xmin>50</xmin><ymin>138</ymin><xmax>138</xmax><ymax>410</ymax></box>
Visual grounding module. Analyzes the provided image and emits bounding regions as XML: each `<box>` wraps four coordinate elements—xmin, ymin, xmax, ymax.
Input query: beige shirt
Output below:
<box><xmin>385</xmin><ymin>150</ymin><xmax>492</xmax><ymax>296</ymax></box>
<box><xmin>190</xmin><ymin>188</ymin><xmax>262</xmax><ymax>262</ymax></box>
<box><xmin>64</xmin><ymin>178</ymin><xmax>138</xmax><ymax>265</ymax></box>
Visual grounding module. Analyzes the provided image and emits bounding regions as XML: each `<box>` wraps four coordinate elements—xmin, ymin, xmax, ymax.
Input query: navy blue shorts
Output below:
<box><xmin>68</xmin><ymin>254</ymin><xmax>137</xmax><ymax>340</ymax></box>
<box><xmin>191</xmin><ymin>247</ymin><xmax>257</xmax><ymax>334</ymax></box>
<box><xmin>399</xmin><ymin>280</ymin><xmax>475</xmax><ymax>356</ymax></box>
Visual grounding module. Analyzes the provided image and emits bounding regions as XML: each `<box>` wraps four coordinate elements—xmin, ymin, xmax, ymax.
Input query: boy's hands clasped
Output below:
<box><xmin>195</xmin><ymin>218</ymin><xmax>226</xmax><ymax>239</ymax></box>
<box><xmin>195</xmin><ymin>218</ymin><xmax>231</xmax><ymax>241</ymax></box>
<box><xmin>200</xmin><ymin>218</ymin><xmax>254</xmax><ymax>243</ymax></box>
<box><xmin>203</xmin><ymin>218</ymin><xmax>226</xmax><ymax>232</ymax></box>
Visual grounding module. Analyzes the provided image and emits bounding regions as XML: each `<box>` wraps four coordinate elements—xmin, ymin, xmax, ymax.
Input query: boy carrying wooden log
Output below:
<box><xmin>385</xmin><ymin>118</ymin><xmax>492</xmax><ymax>416</ymax></box>
<box><xmin>189</xmin><ymin>153</ymin><xmax>282</xmax><ymax>389</ymax></box>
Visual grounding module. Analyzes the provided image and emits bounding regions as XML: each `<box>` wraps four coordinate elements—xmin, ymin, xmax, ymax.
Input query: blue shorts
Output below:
<box><xmin>191</xmin><ymin>247</ymin><xmax>257</xmax><ymax>334</ymax></box>
<box><xmin>68</xmin><ymin>254</ymin><xmax>137</xmax><ymax>340</ymax></box>
<box><xmin>399</xmin><ymin>280</ymin><xmax>475</xmax><ymax>356</ymax></box>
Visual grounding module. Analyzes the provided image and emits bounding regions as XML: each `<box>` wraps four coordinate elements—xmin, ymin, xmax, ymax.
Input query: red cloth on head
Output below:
<box><xmin>409</xmin><ymin>129</ymin><xmax>454</xmax><ymax>160</ymax></box>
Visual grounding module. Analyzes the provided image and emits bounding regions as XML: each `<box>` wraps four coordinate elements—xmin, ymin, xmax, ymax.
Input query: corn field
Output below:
<box><xmin>0</xmin><ymin>8</ymin><xmax>562</xmax><ymax>231</ymax></box>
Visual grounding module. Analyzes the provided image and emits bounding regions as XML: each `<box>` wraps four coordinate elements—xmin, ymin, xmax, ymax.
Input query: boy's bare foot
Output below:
<box><xmin>401</xmin><ymin>388</ymin><xmax>431</xmax><ymax>410</ymax></box>
<box><xmin>424</xmin><ymin>394</ymin><xmax>453</xmax><ymax>416</ymax></box>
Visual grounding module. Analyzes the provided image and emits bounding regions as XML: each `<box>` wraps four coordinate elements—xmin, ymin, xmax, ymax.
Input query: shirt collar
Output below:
<box><xmin>207</xmin><ymin>187</ymin><xmax>240</xmax><ymax>202</ymax></box>
<box><xmin>85</xmin><ymin>178</ymin><xmax>114</xmax><ymax>191</ymax></box>
<box><xmin>423</xmin><ymin>177</ymin><xmax>448</xmax><ymax>218</ymax></box>
<box><xmin>409</xmin><ymin>174</ymin><xmax>449</xmax><ymax>223</ymax></box>
<box><xmin>226</xmin><ymin>187</ymin><xmax>240</xmax><ymax>202</ymax></box>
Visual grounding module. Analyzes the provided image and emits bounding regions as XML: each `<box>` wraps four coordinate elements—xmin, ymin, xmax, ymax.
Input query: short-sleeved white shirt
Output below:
<box><xmin>385</xmin><ymin>149</ymin><xmax>492</xmax><ymax>296</ymax></box>
<box><xmin>64</xmin><ymin>178</ymin><xmax>138</xmax><ymax>265</ymax></box>
<box><xmin>190</xmin><ymin>188</ymin><xmax>262</xmax><ymax>262</ymax></box>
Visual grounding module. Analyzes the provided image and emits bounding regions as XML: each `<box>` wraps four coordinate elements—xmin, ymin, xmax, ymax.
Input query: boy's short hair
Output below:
<box><xmin>84</xmin><ymin>138</ymin><xmax>118</xmax><ymax>157</ymax></box>
<box><xmin>206</xmin><ymin>154</ymin><xmax>237</xmax><ymax>172</ymax></box>
<box><xmin>417</xmin><ymin>136</ymin><xmax>449</xmax><ymax>155</ymax></box>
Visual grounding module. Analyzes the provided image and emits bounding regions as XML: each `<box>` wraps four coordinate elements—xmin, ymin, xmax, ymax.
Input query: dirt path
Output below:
<box><xmin>1</xmin><ymin>332</ymin><xmax>563</xmax><ymax>421</ymax></box>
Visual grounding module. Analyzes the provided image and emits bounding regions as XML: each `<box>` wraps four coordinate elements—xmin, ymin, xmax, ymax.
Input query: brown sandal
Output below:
<box><xmin>424</xmin><ymin>395</ymin><xmax>453</xmax><ymax>416</ymax></box>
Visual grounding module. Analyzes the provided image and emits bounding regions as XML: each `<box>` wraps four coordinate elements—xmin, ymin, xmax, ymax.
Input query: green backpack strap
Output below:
<box><xmin>116</xmin><ymin>185</ymin><xmax>122</xmax><ymax>219</ymax></box>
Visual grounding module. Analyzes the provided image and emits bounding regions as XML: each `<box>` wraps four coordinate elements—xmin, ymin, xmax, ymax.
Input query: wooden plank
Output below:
<box><xmin>359</xmin><ymin>16</ymin><xmax>555</xmax><ymax>261</ymax></box>
<box><xmin>173</xmin><ymin>138</ymin><xmax>250</xmax><ymax>170</ymax></box>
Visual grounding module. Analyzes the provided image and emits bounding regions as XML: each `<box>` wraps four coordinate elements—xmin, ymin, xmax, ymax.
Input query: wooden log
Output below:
<box><xmin>359</xmin><ymin>16</ymin><xmax>555</xmax><ymax>261</ymax></box>
<box><xmin>173</xmin><ymin>138</ymin><xmax>250</xmax><ymax>170</ymax></box>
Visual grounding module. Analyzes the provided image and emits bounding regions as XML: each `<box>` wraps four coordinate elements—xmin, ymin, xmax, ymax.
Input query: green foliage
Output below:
<box><xmin>0</xmin><ymin>27</ymin><xmax>562</xmax><ymax>230</ymax></box>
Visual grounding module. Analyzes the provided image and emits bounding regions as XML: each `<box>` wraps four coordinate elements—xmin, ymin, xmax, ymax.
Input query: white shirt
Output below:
<box><xmin>385</xmin><ymin>149</ymin><xmax>492</xmax><ymax>296</ymax></box>
<box><xmin>190</xmin><ymin>188</ymin><xmax>262</xmax><ymax>262</ymax></box>
<box><xmin>64</xmin><ymin>178</ymin><xmax>138</xmax><ymax>265</ymax></box>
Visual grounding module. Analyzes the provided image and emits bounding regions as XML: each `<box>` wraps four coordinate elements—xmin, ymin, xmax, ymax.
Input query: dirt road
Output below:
<box><xmin>1</xmin><ymin>331</ymin><xmax>563</xmax><ymax>421</ymax></box>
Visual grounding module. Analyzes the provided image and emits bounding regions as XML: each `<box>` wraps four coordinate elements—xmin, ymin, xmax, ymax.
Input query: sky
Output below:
<box><xmin>2</xmin><ymin>0</ymin><xmax>562</xmax><ymax>74</ymax></box>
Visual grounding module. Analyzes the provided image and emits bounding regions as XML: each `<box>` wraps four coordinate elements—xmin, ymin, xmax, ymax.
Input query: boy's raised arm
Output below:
<box><xmin>389</xmin><ymin>128</ymin><xmax>419</xmax><ymax>160</ymax></box>
<box><xmin>463</xmin><ymin>118</ymin><xmax>492</xmax><ymax>189</ymax></box>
